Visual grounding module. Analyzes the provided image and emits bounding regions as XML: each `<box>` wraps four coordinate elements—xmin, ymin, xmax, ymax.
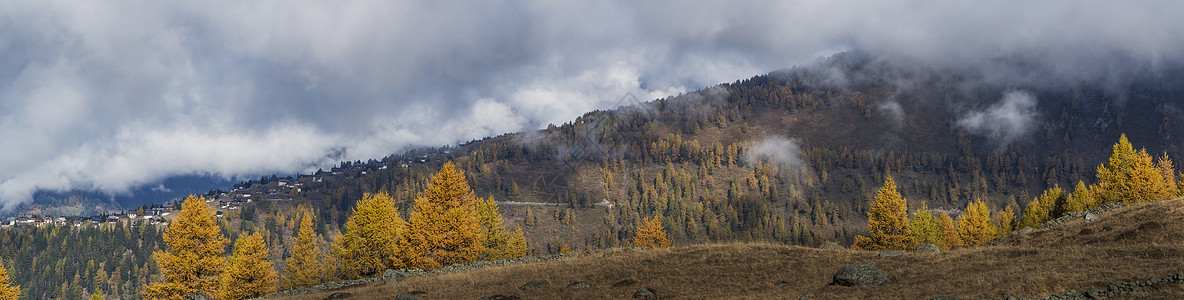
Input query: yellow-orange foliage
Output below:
<box><xmin>217</xmin><ymin>232</ymin><xmax>277</xmax><ymax>300</ymax></box>
<box><xmin>957</xmin><ymin>200</ymin><xmax>995</xmax><ymax>247</ymax></box>
<box><xmin>938</xmin><ymin>213</ymin><xmax>961</xmax><ymax>250</ymax></box>
<box><xmin>475</xmin><ymin>196</ymin><xmax>529</xmax><ymax>260</ymax></box>
<box><xmin>854</xmin><ymin>176</ymin><xmax>916</xmax><ymax>250</ymax></box>
<box><xmin>334</xmin><ymin>192</ymin><xmax>406</xmax><ymax>279</ymax></box>
<box><xmin>0</xmin><ymin>260</ymin><xmax>19</xmax><ymax>300</ymax></box>
<box><xmin>632</xmin><ymin>215</ymin><xmax>671</xmax><ymax>249</ymax></box>
<box><xmin>406</xmin><ymin>162</ymin><xmax>484</xmax><ymax>269</ymax></box>
<box><xmin>144</xmin><ymin>195</ymin><xmax>227</xmax><ymax>300</ymax></box>
<box><xmin>1095</xmin><ymin>134</ymin><xmax>1174</xmax><ymax>204</ymax></box>
<box><xmin>284</xmin><ymin>211</ymin><xmax>326</xmax><ymax>289</ymax></box>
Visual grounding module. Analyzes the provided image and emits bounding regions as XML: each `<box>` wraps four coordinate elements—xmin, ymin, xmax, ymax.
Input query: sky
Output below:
<box><xmin>1</xmin><ymin>0</ymin><xmax>1182</xmax><ymax>209</ymax></box>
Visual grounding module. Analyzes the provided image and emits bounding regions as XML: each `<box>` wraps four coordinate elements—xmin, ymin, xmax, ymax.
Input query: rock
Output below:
<box><xmin>1016</xmin><ymin>227</ymin><xmax>1035</xmax><ymax>234</ymax></box>
<box><xmin>831</xmin><ymin>262</ymin><xmax>887</xmax><ymax>286</ymax></box>
<box><xmin>929</xmin><ymin>296</ymin><xmax>961</xmax><ymax>300</ymax></box>
<box><xmin>394</xmin><ymin>293</ymin><xmax>420</xmax><ymax>300</ymax></box>
<box><xmin>632</xmin><ymin>288</ymin><xmax>657</xmax><ymax>299</ymax></box>
<box><xmin>799</xmin><ymin>293</ymin><xmax>814</xmax><ymax>299</ymax></box>
<box><xmin>776</xmin><ymin>280</ymin><xmax>791</xmax><ymax>287</ymax></box>
<box><xmin>323</xmin><ymin>292</ymin><xmax>353</xmax><ymax>299</ymax></box>
<box><xmin>613</xmin><ymin>279</ymin><xmax>638</xmax><ymax>287</ymax></box>
<box><xmin>1084</xmin><ymin>212</ymin><xmax>1099</xmax><ymax>222</ymax></box>
<box><xmin>382</xmin><ymin>269</ymin><xmax>412</xmax><ymax>284</ymax></box>
<box><xmin>478</xmin><ymin>295</ymin><xmax>520</xmax><ymax>300</ymax></box>
<box><xmin>519</xmin><ymin>281</ymin><xmax>548</xmax><ymax>290</ymax></box>
<box><xmin>914</xmin><ymin>244</ymin><xmax>940</xmax><ymax>253</ymax></box>
<box><xmin>566</xmin><ymin>281</ymin><xmax>591</xmax><ymax>289</ymax></box>
<box><xmin>878</xmin><ymin>250</ymin><xmax>906</xmax><ymax>257</ymax></box>
<box><xmin>822</xmin><ymin>242</ymin><xmax>844</xmax><ymax>249</ymax></box>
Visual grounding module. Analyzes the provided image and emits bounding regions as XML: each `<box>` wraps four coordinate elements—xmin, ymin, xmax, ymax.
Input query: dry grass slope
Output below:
<box><xmin>282</xmin><ymin>198</ymin><xmax>1184</xmax><ymax>299</ymax></box>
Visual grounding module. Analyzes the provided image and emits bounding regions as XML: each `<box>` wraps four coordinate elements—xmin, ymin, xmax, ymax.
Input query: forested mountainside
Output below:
<box><xmin>299</xmin><ymin>52</ymin><xmax>1184</xmax><ymax>249</ymax></box>
<box><xmin>5</xmin><ymin>51</ymin><xmax>1184</xmax><ymax>299</ymax></box>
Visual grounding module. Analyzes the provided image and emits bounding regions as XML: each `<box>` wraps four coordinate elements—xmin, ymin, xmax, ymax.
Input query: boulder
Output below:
<box><xmin>479</xmin><ymin>295</ymin><xmax>521</xmax><ymax>300</ymax></box>
<box><xmin>915</xmin><ymin>244</ymin><xmax>940</xmax><ymax>253</ymax></box>
<box><xmin>519</xmin><ymin>281</ymin><xmax>548</xmax><ymax>290</ymax></box>
<box><xmin>878</xmin><ymin>250</ymin><xmax>906</xmax><ymax>257</ymax></box>
<box><xmin>566</xmin><ymin>281</ymin><xmax>591</xmax><ymax>289</ymax></box>
<box><xmin>323</xmin><ymin>292</ymin><xmax>353</xmax><ymax>299</ymax></box>
<box><xmin>822</xmin><ymin>242</ymin><xmax>844</xmax><ymax>249</ymax></box>
<box><xmin>831</xmin><ymin>262</ymin><xmax>887</xmax><ymax>286</ymax></box>
<box><xmin>1016</xmin><ymin>227</ymin><xmax>1035</xmax><ymax>234</ymax></box>
<box><xmin>394</xmin><ymin>293</ymin><xmax>420</xmax><ymax>300</ymax></box>
<box><xmin>1084</xmin><ymin>212</ymin><xmax>1099</xmax><ymax>222</ymax></box>
<box><xmin>633</xmin><ymin>288</ymin><xmax>657</xmax><ymax>299</ymax></box>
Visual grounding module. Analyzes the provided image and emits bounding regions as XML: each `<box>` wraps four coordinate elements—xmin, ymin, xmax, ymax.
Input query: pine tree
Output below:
<box><xmin>474</xmin><ymin>196</ymin><xmax>528</xmax><ymax>261</ymax></box>
<box><xmin>284</xmin><ymin>211</ymin><xmax>326</xmax><ymax>289</ymax></box>
<box><xmin>956</xmin><ymin>200</ymin><xmax>995</xmax><ymax>247</ymax></box>
<box><xmin>0</xmin><ymin>260</ymin><xmax>19</xmax><ymax>300</ymax></box>
<box><xmin>405</xmin><ymin>162</ymin><xmax>485</xmax><ymax>270</ymax></box>
<box><xmin>993</xmin><ymin>204</ymin><xmax>1016</xmax><ymax>237</ymax></box>
<box><xmin>938</xmin><ymin>213</ymin><xmax>961</xmax><ymax>250</ymax></box>
<box><xmin>334</xmin><ymin>192</ymin><xmax>406</xmax><ymax>279</ymax></box>
<box><xmin>854</xmin><ymin>176</ymin><xmax>916</xmax><ymax>250</ymax></box>
<box><xmin>632</xmin><ymin>215</ymin><xmax>671</xmax><ymax>249</ymax></box>
<box><xmin>908</xmin><ymin>202</ymin><xmax>942</xmax><ymax>247</ymax></box>
<box><xmin>144</xmin><ymin>195</ymin><xmax>228</xmax><ymax>300</ymax></box>
<box><xmin>217</xmin><ymin>232</ymin><xmax>277</xmax><ymax>300</ymax></box>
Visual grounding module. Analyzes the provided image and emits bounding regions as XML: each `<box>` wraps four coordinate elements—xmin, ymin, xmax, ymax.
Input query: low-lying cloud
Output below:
<box><xmin>0</xmin><ymin>1</ymin><xmax>1181</xmax><ymax>209</ymax></box>
<box><xmin>744</xmin><ymin>136</ymin><xmax>806</xmax><ymax>168</ymax></box>
<box><xmin>957</xmin><ymin>90</ymin><xmax>1040</xmax><ymax>145</ymax></box>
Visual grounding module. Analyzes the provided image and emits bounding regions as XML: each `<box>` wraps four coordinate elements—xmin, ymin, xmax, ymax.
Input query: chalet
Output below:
<box><xmin>107</xmin><ymin>216</ymin><xmax>119</xmax><ymax>223</ymax></box>
<box><xmin>215</xmin><ymin>211</ymin><xmax>224</xmax><ymax>218</ymax></box>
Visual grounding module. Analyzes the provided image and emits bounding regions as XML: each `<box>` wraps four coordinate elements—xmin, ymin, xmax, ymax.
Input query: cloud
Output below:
<box><xmin>957</xmin><ymin>90</ymin><xmax>1040</xmax><ymax>145</ymax></box>
<box><xmin>0</xmin><ymin>1</ymin><xmax>1182</xmax><ymax>208</ymax></box>
<box><xmin>744</xmin><ymin>136</ymin><xmax>806</xmax><ymax>168</ymax></box>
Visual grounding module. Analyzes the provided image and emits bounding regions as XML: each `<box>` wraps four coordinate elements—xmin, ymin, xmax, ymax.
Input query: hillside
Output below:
<box><xmin>279</xmin><ymin>197</ymin><xmax>1184</xmax><ymax>299</ymax></box>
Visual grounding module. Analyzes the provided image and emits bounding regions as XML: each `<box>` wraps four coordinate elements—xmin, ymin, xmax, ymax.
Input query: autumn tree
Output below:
<box><xmin>993</xmin><ymin>204</ymin><xmax>1016</xmax><ymax>236</ymax></box>
<box><xmin>1065</xmin><ymin>180</ymin><xmax>1095</xmax><ymax>213</ymax></box>
<box><xmin>145</xmin><ymin>195</ymin><xmax>228</xmax><ymax>299</ymax></box>
<box><xmin>909</xmin><ymin>202</ymin><xmax>942</xmax><ymax>247</ymax></box>
<box><xmin>1021</xmin><ymin>186</ymin><xmax>1063</xmax><ymax>228</ymax></box>
<box><xmin>405</xmin><ymin>162</ymin><xmax>485</xmax><ymax>270</ymax></box>
<box><xmin>632</xmin><ymin>215</ymin><xmax>671</xmax><ymax>249</ymax></box>
<box><xmin>1094</xmin><ymin>134</ymin><xmax>1173</xmax><ymax>204</ymax></box>
<box><xmin>334</xmin><ymin>192</ymin><xmax>406</xmax><ymax>279</ymax></box>
<box><xmin>956</xmin><ymin>200</ymin><xmax>995</xmax><ymax>247</ymax></box>
<box><xmin>0</xmin><ymin>260</ymin><xmax>19</xmax><ymax>300</ymax></box>
<box><xmin>284</xmin><ymin>211</ymin><xmax>327</xmax><ymax>289</ymax></box>
<box><xmin>854</xmin><ymin>176</ymin><xmax>916</xmax><ymax>250</ymax></box>
<box><xmin>474</xmin><ymin>196</ymin><xmax>529</xmax><ymax>260</ymax></box>
<box><xmin>217</xmin><ymin>232</ymin><xmax>277</xmax><ymax>300</ymax></box>
<box><xmin>938</xmin><ymin>213</ymin><xmax>961</xmax><ymax>250</ymax></box>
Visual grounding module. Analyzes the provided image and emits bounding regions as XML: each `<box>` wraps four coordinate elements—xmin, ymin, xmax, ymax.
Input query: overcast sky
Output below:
<box><xmin>0</xmin><ymin>0</ymin><xmax>1181</xmax><ymax>209</ymax></box>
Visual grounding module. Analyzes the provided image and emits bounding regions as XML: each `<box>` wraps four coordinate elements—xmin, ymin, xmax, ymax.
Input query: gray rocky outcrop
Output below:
<box><xmin>915</xmin><ymin>244</ymin><xmax>940</xmax><ymax>253</ymax></box>
<box><xmin>831</xmin><ymin>262</ymin><xmax>887</xmax><ymax>286</ymax></box>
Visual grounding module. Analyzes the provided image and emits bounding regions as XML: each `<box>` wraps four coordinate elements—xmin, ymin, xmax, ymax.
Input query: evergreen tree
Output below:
<box><xmin>0</xmin><ymin>260</ymin><xmax>19</xmax><ymax>300</ymax></box>
<box><xmin>938</xmin><ymin>213</ymin><xmax>961</xmax><ymax>250</ymax></box>
<box><xmin>909</xmin><ymin>202</ymin><xmax>942</xmax><ymax>247</ymax></box>
<box><xmin>217</xmin><ymin>232</ymin><xmax>277</xmax><ymax>300</ymax></box>
<box><xmin>145</xmin><ymin>195</ymin><xmax>228</xmax><ymax>299</ymax></box>
<box><xmin>956</xmin><ymin>200</ymin><xmax>995</xmax><ymax>247</ymax></box>
<box><xmin>854</xmin><ymin>176</ymin><xmax>916</xmax><ymax>250</ymax></box>
<box><xmin>406</xmin><ymin>162</ymin><xmax>485</xmax><ymax>270</ymax></box>
<box><xmin>633</xmin><ymin>215</ymin><xmax>671</xmax><ymax>249</ymax></box>
<box><xmin>284</xmin><ymin>211</ymin><xmax>326</xmax><ymax>289</ymax></box>
<box><xmin>1095</xmin><ymin>134</ymin><xmax>1173</xmax><ymax>203</ymax></box>
<box><xmin>334</xmin><ymin>192</ymin><xmax>406</xmax><ymax>279</ymax></box>
<box><xmin>474</xmin><ymin>196</ymin><xmax>528</xmax><ymax>260</ymax></box>
<box><xmin>993</xmin><ymin>204</ymin><xmax>1016</xmax><ymax>237</ymax></box>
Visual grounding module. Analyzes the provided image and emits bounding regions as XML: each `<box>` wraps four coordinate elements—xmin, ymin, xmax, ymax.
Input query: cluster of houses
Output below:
<box><xmin>1</xmin><ymin>205</ymin><xmax>174</xmax><ymax>228</ymax></box>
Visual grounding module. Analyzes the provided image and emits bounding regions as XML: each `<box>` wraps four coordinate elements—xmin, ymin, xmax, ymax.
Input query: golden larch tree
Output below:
<box><xmin>938</xmin><ymin>213</ymin><xmax>961</xmax><ymax>250</ymax></box>
<box><xmin>1095</xmin><ymin>134</ymin><xmax>1174</xmax><ymax>204</ymax></box>
<box><xmin>956</xmin><ymin>200</ymin><xmax>996</xmax><ymax>247</ymax></box>
<box><xmin>1156</xmin><ymin>153</ymin><xmax>1179</xmax><ymax>196</ymax></box>
<box><xmin>474</xmin><ymin>196</ymin><xmax>529</xmax><ymax>260</ymax></box>
<box><xmin>993</xmin><ymin>204</ymin><xmax>1016</xmax><ymax>237</ymax></box>
<box><xmin>1066</xmin><ymin>180</ymin><xmax>1095</xmax><ymax>213</ymax></box>
<box><xmin>144</xmin><ymin>195</ymin><xmax>228</xmax><ymax>300</ymax></box>
<box><xmin>909</xmin><ymin>202</ymin><xmax>942</xmax><ymax>247</ymax></box>
<box><xmin>334</xmin><ymin>192</ymin><xmax>406</xmax><ymax>279</ymax></box>
<box><xmin>217</xmin><ymin>232</ymin><xmax>277</xmax><ymax>300</ymax></box>
<box><xmin>854</xmin><ymin>176</ymin><xmax>916</xmax><ymax>250</ymax></box>
<box><xmin>284</xmin><ymin>211</ymin><xmax>326</xmax><ymax>289</ymax></box>
<box><xmin>406</xmin><ymin>162</ymin><xmax>485</xmax><ymax>269</ymax></box>
<box><xmin>0</xmin><ymin>260</ymin><xmax>19</xmax><ymax>300</ymax></box>
<box><xmin>632</xmin><ymin>215</ymin><xmax>671</xmax><ymax>249</ymax></box>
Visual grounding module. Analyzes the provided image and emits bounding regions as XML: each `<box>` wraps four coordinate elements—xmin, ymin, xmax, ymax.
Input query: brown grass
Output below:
<box><xmin>281</xmin><ymin>198</ymin><xmax>1184</xmax><ymax>299</ymax></box>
